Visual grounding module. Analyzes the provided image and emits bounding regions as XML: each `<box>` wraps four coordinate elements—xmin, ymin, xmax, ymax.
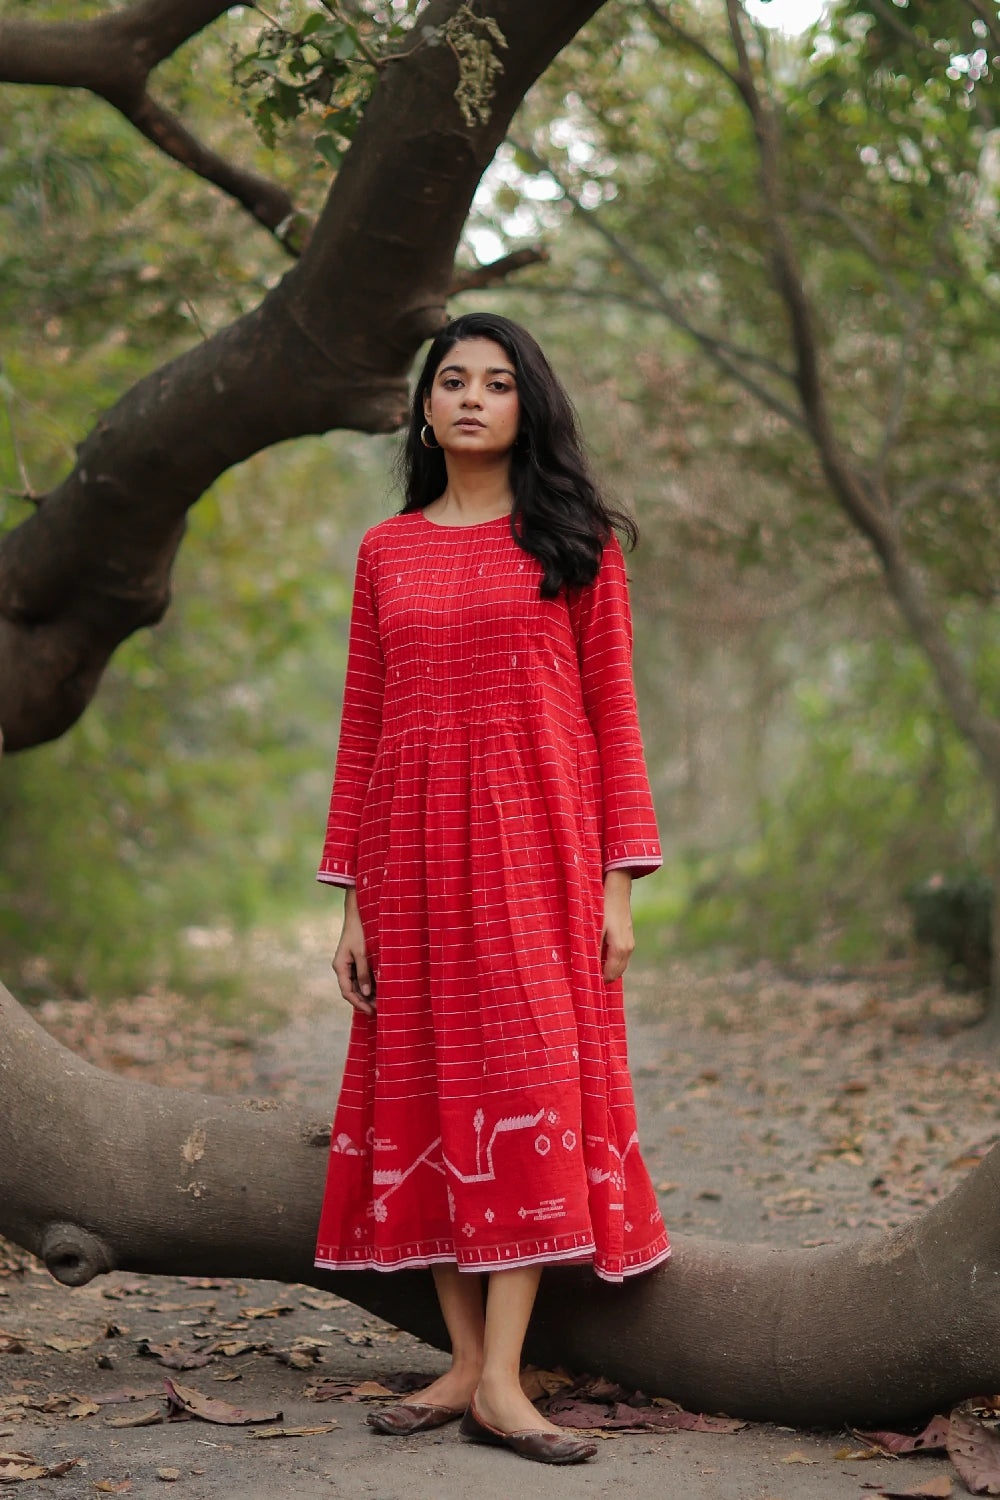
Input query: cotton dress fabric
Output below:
<box><xmin>314</xmin><ymin>508</ymin><xmax>670</xmax><ymax>1282</ymax></box>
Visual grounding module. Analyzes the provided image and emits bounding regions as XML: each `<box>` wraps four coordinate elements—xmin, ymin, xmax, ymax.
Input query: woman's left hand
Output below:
<box><xmin>601</xmin><ymin>869</ymin><xmax>635</xmax><ymax>983</ymax></box>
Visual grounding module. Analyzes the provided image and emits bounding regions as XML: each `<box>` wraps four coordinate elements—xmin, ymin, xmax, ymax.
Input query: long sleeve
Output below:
<box><xmin>568</xmin><ymin>531</ymin><xmax>663</xmax><ymax>879</ymax></box>
<box><xmin>317</xmin><ymin>534</ymin><xmax>385</xmax><ymax>888</ymax></box>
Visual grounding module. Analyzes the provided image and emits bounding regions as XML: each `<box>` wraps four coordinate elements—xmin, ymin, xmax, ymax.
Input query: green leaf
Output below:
<box><xmin>314</xmin><ymin>133</ymin><xmax>343</xmax><ymax>168</ymax></box>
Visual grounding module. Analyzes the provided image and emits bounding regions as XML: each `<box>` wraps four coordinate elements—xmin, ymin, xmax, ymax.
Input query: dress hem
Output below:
<box><xmin>314</xmin><ymin>1239</ymin><xmax>671</xmax><ymax>1283</ymax></box>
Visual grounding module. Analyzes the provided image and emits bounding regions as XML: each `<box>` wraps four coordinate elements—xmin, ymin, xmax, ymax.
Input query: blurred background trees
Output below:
<box><xmin>2</xmin><ymin>0</ymin><xmax>997</xmax><ymax>997</ymax></box>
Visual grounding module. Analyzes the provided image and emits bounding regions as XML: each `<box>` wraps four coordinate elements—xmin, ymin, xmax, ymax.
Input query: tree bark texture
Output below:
<box><xmin>0</xmin><ymin>0</ymin><xmax>605</xmax><ymax>754</ymax></box>
<box><xmin>2</xmin><ymin>977</ymin><xmax>997</xmax><ymax>1429</ymax></box>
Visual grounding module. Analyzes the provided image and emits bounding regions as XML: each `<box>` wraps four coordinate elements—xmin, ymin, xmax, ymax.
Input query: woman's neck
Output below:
<box><xmin>429</xmin><ymin>458</ymin><xmax>514</xmax><ymax>522</ymax></box>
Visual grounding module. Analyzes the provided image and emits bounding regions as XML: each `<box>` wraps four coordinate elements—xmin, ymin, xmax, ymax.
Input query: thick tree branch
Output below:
<box><xmin>0</xmin><ymin>0</ymin><xmax>305</xmax><ymax>251</ymax></box>
<box><xmin>449</xmin><ymin>246</ymin><xmax>549</xmax><ymax>294</ymax></box>
<box><xmin>128</xmin><ymin>93</ymin><xmax>307</xmax><ymax>249</ymax></box>
<box><xmin>0</xmin><ymin>0</ymin><xmax>230</xmax><ymax>91</ymax></box>
<box><xmin>4</xmin><ymin>974</ymin><xmax>1000</xmax><ymax>1428</ymax></box>
<box><xmin>0</xmin><ymin>0</ymin><xmax>608</xmax><ymax>753</ymax></box>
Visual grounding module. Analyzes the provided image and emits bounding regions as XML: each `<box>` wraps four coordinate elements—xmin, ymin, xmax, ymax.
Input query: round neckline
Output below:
<box><xmin>416</xmin><ymin>509</ymin><xmax>511</xmax><ymax>531</ymax></box>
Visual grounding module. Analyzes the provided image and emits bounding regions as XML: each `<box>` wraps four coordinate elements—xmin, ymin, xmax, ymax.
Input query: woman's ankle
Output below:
<box><xmin>475</xmin><ymin>1367</ymin><xmax>523</xmax><ymax>1403</ymax></box>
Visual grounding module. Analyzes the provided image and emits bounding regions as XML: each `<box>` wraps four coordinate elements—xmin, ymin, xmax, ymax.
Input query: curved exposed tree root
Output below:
<box><xmin>1</xmin><ymin>978</ymin><xmax>996</xmax><ymax>1427</ymax></box>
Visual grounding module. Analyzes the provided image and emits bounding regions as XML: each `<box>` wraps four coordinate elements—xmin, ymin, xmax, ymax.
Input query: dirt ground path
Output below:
<box><xmin>2</xmin><ymin>941</ymin><xmax>993</xmax><ymax>1499</ymax></box>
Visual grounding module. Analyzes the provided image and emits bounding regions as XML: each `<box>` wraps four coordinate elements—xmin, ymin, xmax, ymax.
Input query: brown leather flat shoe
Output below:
<box><xmin>459</xmin><ymin>1400</ymin><xmax>598</xmax><ymax>1464</ymax></box>
<box><xmin>366</xmin><ymin>1402</ymin><xmax>465</xmax><ymax>1436</ymax></box>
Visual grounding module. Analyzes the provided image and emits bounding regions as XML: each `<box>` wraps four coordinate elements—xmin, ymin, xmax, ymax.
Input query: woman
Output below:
<box><xmin>314</xmin><ymin>312</ymin><xmax>669</xmax><ymax>1466</ymax></box>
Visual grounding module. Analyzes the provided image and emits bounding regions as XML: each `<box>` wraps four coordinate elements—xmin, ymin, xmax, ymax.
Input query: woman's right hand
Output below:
<box><xmin>332</xmin><ymin>887</ymin><xmax>376</xmax><ymax>1017</ymax></box>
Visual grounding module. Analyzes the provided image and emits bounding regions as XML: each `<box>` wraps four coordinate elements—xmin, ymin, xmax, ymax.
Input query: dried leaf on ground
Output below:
<box><xmin>0</xmin><ymin>1452</ymin><xmax>79</xmax><ymax>1483</ymax></box>
<box><xmin>248</xmin><ymin>1424</ymin><xmax>339</xmax><ymax>1439</ymax></box>
<box><xmin>65</xmin><ymin>1401</ymin><xmax>101</xmax><ymax>1420</ymax></box>
<box><xmin>304</xmin><ymin>1381</ymin><xmax>360</xmax><ymax>1402</ymax></box>
<box><xmin>275</xmin><ymin>1350</ymin><xmax>312</xmax><ymax>1370</ymax></box>
<box><xmin>947</xmin><ymin>1412</ymin><xmax>1000</xmax><ymax>1495</ymax></box>
<box><xmin>0</xmin><ymin>1456</ymin><xmax>46</xmax><ymax>1485</ymax></box>
<box><xmin>645</xmin><ymin>1409</ymin><xmax>746</xmax><ymax>1434</ymax></box>
<box><xmin>136</xmin><ymin>1340</ymin><xmax>211</xmax><ymax>1371</ymax></box>
<box><xmin>163</xmin><ymin>1378</ymin><xmax>281</xmax><ymax>1427</ymax></box>
<box><xmin>861</xmin><ymin>1478</ymin><xmax>952</xmax><ymax>1497</ymax></box>
<box><xmin>88</xmin><ymin>1389</ymin><xmax>161</xmax><ymax>1407</ymax></box>
<box><xmin>520</xmin><ymin>1366</ymin><xmax>575</xmax><ymax>1400</ymax></box>
<box><xmin>543</xmin><ymin>1399</ymin><xmax>627</xmax><ymax>1429</ymax></box>
<box><xmin>156</xmin><ymin>1471</ymin><xmax>181</xmax><ymax>1483</ymax></box>
<box><xmin>781</xmin><ymin>1450</ymin><xmax>818</xmax><ymax>1464</ymax></box>
<box><xmin>93</xmin><ymin>1482</ymin><xmax>132</xmax><ymax>1494</ymax></box>
<box><xmin>298</xmin><ymin>1295</ymin><xmax>348</xmax><ymax>1312</ymax></box>
<box><xmin>105</xmin><ymin>1408</ymin><xmax>164</xmax><ymax>1429</ymax></box>
<box><xmin>544</xmin><ymin>1394</ymin><xmax>743</xmax><ymax>1434</ymax></box>
<box><xmin>200</xmin><ymin>1340</ymin><xmax>259</xmax><ymax>1359</ymax></box>
<box><xmin>854</xmin><ymin>1416</ymin><xmax>951</xmax><ymax>1455</ymax></box>
<box><xmin>239</xmin><ymin>1304</ymin><xmax>294</xmax><ymax>1320</ymax></box>
<box><xmin>0</xmin><ymin>1338</ymin><xmax>24</xmax><ymax>1356</ymax></box>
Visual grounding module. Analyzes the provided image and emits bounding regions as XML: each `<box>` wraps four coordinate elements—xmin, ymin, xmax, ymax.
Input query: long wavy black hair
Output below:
<box><xmin>397</xmin><ymin>312</ymin><xmax>638</xmax><ymax>597</ymax></box>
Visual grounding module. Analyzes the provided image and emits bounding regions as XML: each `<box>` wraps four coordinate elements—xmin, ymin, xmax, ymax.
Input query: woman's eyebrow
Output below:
<box><xmin>438</xmin><ymin>363</ymin><xmax>516</xmax><ymax>377</ymax></box>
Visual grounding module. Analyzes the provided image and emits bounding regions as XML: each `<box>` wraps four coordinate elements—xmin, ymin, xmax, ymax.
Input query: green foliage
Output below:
<box><xmin>0</xmin><ymin>433</ymin><xmax>387</xmax><ymax>995</ymax></box>
<box><xmin>904</xmin><ymin>869</ymin><xmax>993</xmax><ymax>990</ymax></box>
<box><xmin>229</xmin><ymin>1</ymin><xmax>509</xmax><ymax>165</ymax></box>
<box><xmin>647</xmin><ymin>629</ymin><xmax>993</xmax><ymax>969</ymax></box>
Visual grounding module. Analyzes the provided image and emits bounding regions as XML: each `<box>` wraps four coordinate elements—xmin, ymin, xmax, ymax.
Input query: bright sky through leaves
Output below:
<box><xmin>745</xmin><ymin>0</ymin><xmax>826</xmax><ymax>29</ymax></box>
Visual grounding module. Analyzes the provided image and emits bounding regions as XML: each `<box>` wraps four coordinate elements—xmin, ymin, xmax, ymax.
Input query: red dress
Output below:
<box><xmin>313</xmin><ymin>509</ymin><xmax>670</xmax><ymax>1282</ymax></box>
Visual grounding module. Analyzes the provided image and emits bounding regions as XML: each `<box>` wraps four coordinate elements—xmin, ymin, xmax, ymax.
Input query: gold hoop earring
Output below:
<box><xmin>420</xmin><ymin>424</ymin><xmax>440</xmax><ymax>450</ymax></box>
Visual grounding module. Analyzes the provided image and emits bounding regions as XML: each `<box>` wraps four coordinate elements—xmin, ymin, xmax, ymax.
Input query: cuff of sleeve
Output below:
<box><xmin>603</xmin><ymin>842</ymin><xmax>663</xmax><ymax>880</ymax></box>
<box><xmin>317</xmin><ymin>854</ymin><xmax>357</xmax><ymax>888</ymax></box>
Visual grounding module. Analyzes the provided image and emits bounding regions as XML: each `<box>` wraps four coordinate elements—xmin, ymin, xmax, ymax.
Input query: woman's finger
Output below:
<box><xmin>333</xmin><ymin>949</ymin><xmax>375</xmax><ymax>1017</ymax></box>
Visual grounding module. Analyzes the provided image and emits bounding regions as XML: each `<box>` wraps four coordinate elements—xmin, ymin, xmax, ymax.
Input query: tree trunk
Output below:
<box><xmin>2</xmin><ymin>977</ymin><xmax>997</xmax><ymax>1428</ymax></box>
<box><xmin>0</xmin><ymin>0</ymin><xmax>605</xmax><ymax>753</ymax></box>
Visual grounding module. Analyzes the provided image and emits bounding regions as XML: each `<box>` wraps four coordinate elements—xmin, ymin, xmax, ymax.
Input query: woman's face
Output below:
<box><xmin>423</xmin><ymin>337</ymin><xmax>521</xmax><ymax>459</ymax></box>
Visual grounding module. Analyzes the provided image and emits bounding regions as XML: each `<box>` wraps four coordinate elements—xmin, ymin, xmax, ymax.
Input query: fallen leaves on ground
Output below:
<box><xmin>248</xmin><ymin>1424</ymin><xmax>338</xmax><ymax>1439</ymax></box>
<box><xmin>946</xmin><ymin>1411</ymin><xmax>1000</xmax><ymax>1495</ymax></box>
<box><xmin>526</xmin><ymin>1369</ymin><xmax>746</xmax><ymax>1435</ymax></box>
<box><xmin>136</xmin><ymin>1339</ymin><xmax>212</xmax><ymax>1371</ymax></box>
<box><xmin>855</xmin><ymin>1416</ymin><xmax>952</xmax><ymax>1455</ymax></box>
<box><xmin>854</xmin><ymin>1407</ymin><xmax>1000</xmax><ymax>1496</ymax></box>
<box><xmin>861</xmin><ymin>1479</ymin><xmax>953</xmax><ymax>1498</ymax></box>
<box><xmin>305</xmin><ymin>1378</ymin><xmax>396</xmax><ymax>1402</ymax></box>
<box><xmin>163</xmin><ymin>1378</ymin><xmax>281</xmax><ymax>1427</ymax></box>
<box><xmin>104</xmin><ymin>1408</ymin><xmax>163</xmax><ymax>1429</ymax></box>
<box><xmin>0</xmin><ymin>1451</ymin><xmax>79</xmax><ymax>1483</ymax></box>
